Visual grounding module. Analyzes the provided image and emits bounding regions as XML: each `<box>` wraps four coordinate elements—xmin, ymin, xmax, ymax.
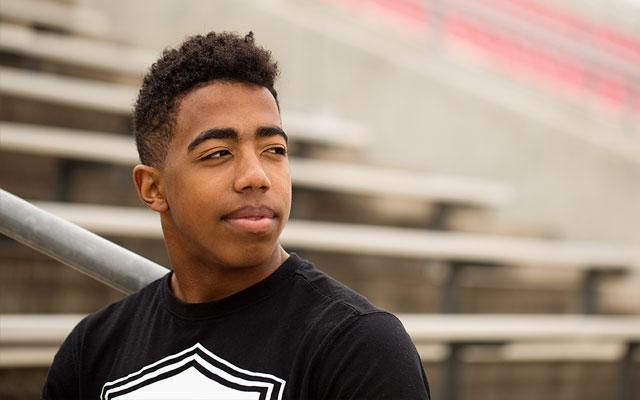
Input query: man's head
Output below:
<box><xmin>132</xmin><ymin>32</ymin><xmax>290</xmax><ymax>272</ymax></box>
<box><xmin>134</xmin><ymin>31</ymin><xmax>280</xmax><ymax>168</ymax></box>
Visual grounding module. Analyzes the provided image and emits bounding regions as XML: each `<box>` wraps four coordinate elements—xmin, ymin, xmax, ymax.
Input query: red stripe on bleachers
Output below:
<box><xmin>325</xmin><ymin>0</ymin><xmax>640</xmax><ymax>118</ymax></box>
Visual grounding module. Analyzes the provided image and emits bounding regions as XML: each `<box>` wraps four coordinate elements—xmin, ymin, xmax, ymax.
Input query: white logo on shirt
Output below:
<box><xmin>100</xmin><ymin>343</ymin><xmax>286</xmax><ymax>400</ymax></box>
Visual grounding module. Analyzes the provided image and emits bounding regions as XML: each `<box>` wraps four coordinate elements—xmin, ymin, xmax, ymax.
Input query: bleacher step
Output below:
<box><xmin>0</xmin><ymin>0</ymin><xmax>110</xmax><ymax>38</ymax></box>
<box><xmin>1</xmin><ymin>313</ymin><xmax>638</xmax><ymax>366</ymax></box>
<box><xmin>0</xmin><ymin>122</ymin><xmax>511</xmax><ymax>208</ymax></box>
<box><xmin>26</xmin><ymin>201</ymin><xmax>640</xmax><ymax>272</ymax></box>
<box><xmin>0</xmin><ymin>68</ymin><xmax>369</xmax><ymax>151</ymax></box>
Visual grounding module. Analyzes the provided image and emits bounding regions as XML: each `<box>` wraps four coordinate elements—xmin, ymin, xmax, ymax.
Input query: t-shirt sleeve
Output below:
<box><xmin>311</xmin><ymin>311</ymin><xmax>431</xmax><ymax>400</ymax></box>
<box><xmin>42</xmin><ymin>321</ymin><xmax>83</xmax><ymax>400</ymax></box>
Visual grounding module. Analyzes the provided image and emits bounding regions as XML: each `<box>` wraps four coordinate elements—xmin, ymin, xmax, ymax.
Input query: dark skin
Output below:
<box><xmin>133</xmin><ymin>81</ymin><xmax>291</xmax><ymax>303</ymax></box>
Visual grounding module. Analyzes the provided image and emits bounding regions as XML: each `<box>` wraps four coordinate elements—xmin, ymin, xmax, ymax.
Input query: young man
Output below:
<box><xmin>43</xmin><ymin>31</ymin><xmax>430</xmax><ymax>399</ymax></box>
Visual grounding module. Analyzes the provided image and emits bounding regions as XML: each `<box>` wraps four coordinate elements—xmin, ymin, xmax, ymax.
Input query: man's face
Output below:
<box><xmin>158</xmin><ymin>81</ymin><xmax>291</xmax><ymax>269</ymax></box>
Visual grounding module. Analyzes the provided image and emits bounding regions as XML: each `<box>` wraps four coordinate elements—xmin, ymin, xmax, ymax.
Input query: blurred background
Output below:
<box><xmin>0</xmin><ymin>0</ymin><xmax>639</xmax><ymax>398</ymax></box>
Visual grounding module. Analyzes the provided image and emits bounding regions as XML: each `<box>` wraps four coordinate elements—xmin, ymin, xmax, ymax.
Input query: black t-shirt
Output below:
<box><xmin>43</xmin><ymin>254</ymin><xmax>430</xmax><ymax>399</ymax></box>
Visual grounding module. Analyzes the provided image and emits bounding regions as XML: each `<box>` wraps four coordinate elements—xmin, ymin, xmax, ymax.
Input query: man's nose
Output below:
<box><xmin>233</xmin><ymin>154</ymin><xmax>271</xmax><ymax>193</ymax></box>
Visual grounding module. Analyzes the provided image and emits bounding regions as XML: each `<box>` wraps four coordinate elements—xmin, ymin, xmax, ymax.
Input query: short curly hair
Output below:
<box><xmin>133</xmin><ymin>31</ymin><xmax>280</xmax><ymax>167</ymax></box>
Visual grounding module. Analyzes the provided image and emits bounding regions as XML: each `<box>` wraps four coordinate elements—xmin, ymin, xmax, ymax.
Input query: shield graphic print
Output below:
<box><xmin>100</xmin><ymin>343</ymin><xmax>286</xmax><ymax>400</ymax></box>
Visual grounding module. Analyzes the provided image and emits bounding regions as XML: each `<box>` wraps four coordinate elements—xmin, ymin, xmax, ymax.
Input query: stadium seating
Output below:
<box><xmin>326</xmin><ymin>0</ymin><xmax>640</xmax><ymax>119</ymax></box>
<box><xmin>1</xmin><ymin>1</ymin><xmax>638</xmax><ymax>399</ymax></box>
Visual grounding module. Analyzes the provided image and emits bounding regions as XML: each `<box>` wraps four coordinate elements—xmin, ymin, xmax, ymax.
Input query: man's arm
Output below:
<box><xmin>311</xmin><ymin>312</ymin><xmax>430</xmax><ymax>400</ymax></box>
<box><xmin>42</xmin><ymin>323</ymin><xmax>81</xmax><ymax>399</ymax></box>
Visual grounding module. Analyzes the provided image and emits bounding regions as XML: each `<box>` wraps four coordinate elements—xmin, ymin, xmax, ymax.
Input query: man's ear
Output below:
<box><xmin>132</xmin><ymin>164</ymin><xmax>168</xmax><ymax>212</ymax></box>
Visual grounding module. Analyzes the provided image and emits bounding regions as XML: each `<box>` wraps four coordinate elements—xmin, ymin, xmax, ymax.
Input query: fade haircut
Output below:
<box><xmin>133</xmin><ymin>31</ymin><xmax>280</xmax><ymax>167</ymax></box>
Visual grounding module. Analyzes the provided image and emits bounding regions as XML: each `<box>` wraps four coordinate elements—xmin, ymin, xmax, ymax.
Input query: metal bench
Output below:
<box><xmin>21</xmin><ymin>199</ymin><xmax>640</xmax><ymax>315</ymax></box>
<box><xmin>1</xmin><ymin>191</ymin><xmax>638</xmax><ymax>400</ymax></box>
<box><xmin>0</xmin><ymin>122</ymin><xmax>511</xmax><ymax>210</ymax></box>
<box><xmin>404</xmin><ymin>313</ymin><xmax>640</xmax><ymax>400</ymax></box>
<box><xmin>0</xmin><ymin>0</ymin><xmax>110</xmax><ymax>38</ymax></box>
<box><xmin>0</xmin><ymin>23</ymin><xmax>154</xmax><ymax>76</ymax></box>
<box><xmin>1</xmin><ymin>313</ymin><xmax>638</xmax><ymax>400</ymax></box>
<box><xmin>0</xmin><ymin>67</ymin><xmax>369</xmax><ymax>152</ymax></box>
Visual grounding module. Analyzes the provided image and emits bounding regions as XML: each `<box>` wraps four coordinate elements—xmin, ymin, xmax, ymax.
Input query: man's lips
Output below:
<box><xmin>221</xmin><ymin>206</ymin><xmax>277</xmax><ymax>234</ymax></box>
<box><xmin>222</xmin><ymin>206</ymin><xmax>276</xmax><ymax>219</ymax></box>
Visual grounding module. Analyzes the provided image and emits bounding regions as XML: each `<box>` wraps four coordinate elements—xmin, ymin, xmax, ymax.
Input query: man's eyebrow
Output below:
<box><xmin>257</xmin><ymin>126</ymin><xmax>288</xmax><ymax>143</ymax></box>
<box><xmin>187</xmin><ymin>128</ymin><xmax>237</xmax><ymax>152</ymax></box>
<box><xmin>186</xmin><ymin>126</ymin><xmax>288</xmax><ymax>153</ymax></box>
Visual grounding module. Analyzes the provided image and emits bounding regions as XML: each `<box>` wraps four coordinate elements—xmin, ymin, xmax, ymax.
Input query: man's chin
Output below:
<box><xmin>215</xmin><ymin>243</ymin><xmax>284</xmax><ymax>270</ymax></box>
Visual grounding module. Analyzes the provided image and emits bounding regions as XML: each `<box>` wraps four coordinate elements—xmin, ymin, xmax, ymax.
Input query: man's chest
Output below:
<box><xmin>98</xmin><ymin>342</ymin><xmax>287</xmax><ymax>400</ymax></box>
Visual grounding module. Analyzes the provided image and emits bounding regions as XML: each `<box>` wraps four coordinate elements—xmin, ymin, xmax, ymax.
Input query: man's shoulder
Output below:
<box><xmin>291</xmin><ymin>256</ymin><xmax>381</xmax><ymax>317</ymax></box>
<box><xmin>290</xmin><ymin>258</ymin><xmax>430</xmax><ymax>399</ymax></box>
<box><xmin>287</xmin><ymin>256</ymin><xmax>413</xmax><ymax>358</ymax></box>
<box><xmin>287</xmin><ymin>255</ymin><xmax>409</xmax><ymax>343</ymax></box>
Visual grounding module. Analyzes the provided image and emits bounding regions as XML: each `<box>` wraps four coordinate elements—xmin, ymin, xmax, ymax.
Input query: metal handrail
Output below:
<box><xmin>0</xmin><ymin>188</ymin><xmax>167</xmax><ymax>294</ymax></box>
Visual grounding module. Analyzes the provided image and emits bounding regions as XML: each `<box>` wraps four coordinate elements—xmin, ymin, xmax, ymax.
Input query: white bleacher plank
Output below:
<box><xmin>31</xmin><ymin>202</ymin><xmax>161</xmax><ymax>239</ymax></box>
<box><xmin>0</xmin><ymin>341</ymin><xmax>626</xmax><ymax>367</ymax></box>
<box><xmin>0</xmin><ymin>346</ymin><xmax>59</xmax><ymax>368</ymax></box>
<box><xmin>0</xmin><ymin>314</ymin><xmax>84</xmax><ymax>344</ymax></box>
<box><xmin>0</xmin><ymin>66</ymin><xmax>136</xmax><ymax>113</ymax></box>
<box><xmin>0</xmin><ymin>23</ymin><xmax>155</xmax><ymax>76</ymax></box>
<box><xmin>0</xmin><ymin>67</ymin><xmax>368</xmax><ymax>149</ymax></box>
<box><xmin>290</xmin><ymin>157</ymin><xmax>511</xmax><ymax>207</ymax></box>
<box><xmin>0</xmin><ymin>122</ymin><xmax>511</xmax><ymax>207</ymax></box>
<box><xmin>283</xmin><ymin>111</ymin><xmax>367</xmax><ymax>150</ymax></box>
<box><xmin>414</xmin><ymin>344</ymin><xmax>449</xmax><ymax>362</ymax></box>
<box><xmin>1</xmin><ymin>314</ymin><xmax>638</xmax><ymax>365</ymax></box>
<box><xmin>497</xmin><ymin>342</ymin><xmax>626</xmax><ymax>362</ymax></box>
<box><xmin>0</xmin><ymin>0</ymin><xmax>110</xmax><ymax>38</ymax></box>
<box><xmin>282</xmin><ymin>220</ymin><xmax>639</xmax><ymax>270</ymax></box>
<box><xmin>401</xmin><ymin>314</ymin><xmax>640</xmax><ymax>343</ymax></box>
<box><xmin>27</xmin><ymin>202</ymin><xmax>640</xmax><ymax>271</ymax></box>
<box><xmin>0</xmin><ymin>314</ymin><xmax>638</xmax><ymax>368</ymax></box>
<box><xmin>0</xmin><ymin>123</ymin><xmax>137</xmax><ymax>165</ymax></box>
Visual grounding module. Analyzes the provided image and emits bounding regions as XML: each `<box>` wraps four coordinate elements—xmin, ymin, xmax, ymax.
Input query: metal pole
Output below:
<box><xmin>618</xmin><ymin>342</ymin><xmax>639</xmax><ymax>400</ymax></box>
<box><xmin>442</xmin><ymin>343</ymin><xmax>463</xmax><ymax>400</ymax></box>
<box><xmin>580</xmin><ymin>269</ymin><xmax>599</xmax><ymax>315</ymax></box>
<box><xmin>440</xmin><ymin>262</ymin><xmax>463</xmax><ymax>313</ymax></box>
<box><xmin>0</xmin><ymin>188</ymin><xmax>167</xmax><ymax>294</ymax></box>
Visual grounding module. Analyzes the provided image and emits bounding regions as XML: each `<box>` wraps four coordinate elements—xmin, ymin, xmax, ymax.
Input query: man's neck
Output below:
<box><xmin>169</xmin><ymin>246</ymin><xmax>289</xmax><ymax>304</ymax></box>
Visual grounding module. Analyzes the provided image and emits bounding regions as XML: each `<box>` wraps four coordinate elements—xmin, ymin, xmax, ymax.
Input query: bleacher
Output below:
<box><xmin>326</xmin><ymin>0</ymin><xmax>640</xmax><ymax>122</ymax></box>
<box><xmin>1</xmin><ymin>1</ymin><xmax>639</xmax><ymax>400</ymax></box>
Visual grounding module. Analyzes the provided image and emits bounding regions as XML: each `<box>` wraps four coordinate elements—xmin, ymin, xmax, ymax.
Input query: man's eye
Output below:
<box><xmin>266</xmin><ymin>147</ymin><xmax>287</xmax><ymax>156</ymax></box>
<box><xmin>203</xmin><ymin>149</ymin><xmax>231</xmax><ymax>160</ymax></box>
